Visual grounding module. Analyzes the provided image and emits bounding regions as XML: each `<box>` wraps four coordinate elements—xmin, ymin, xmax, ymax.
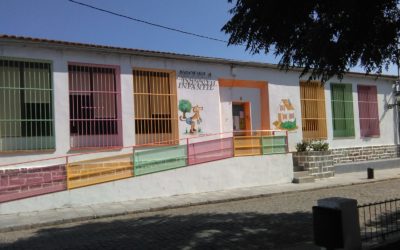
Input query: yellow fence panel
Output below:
<box><xmin>67</xmin><ymin>154</ymin><xmax>134</xmax><ymax>189</ymax></box>
<box><xmin>233</xmin><ymin>136</ymin><xmax>262</xmax><ymax>156</ymax></box>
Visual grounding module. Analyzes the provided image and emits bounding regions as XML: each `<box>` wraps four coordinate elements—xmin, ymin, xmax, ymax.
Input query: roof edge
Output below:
<box><xmin>0</xmin><ymin>34</ymin><xmax>397</xmax><ymax>81</ymax></box>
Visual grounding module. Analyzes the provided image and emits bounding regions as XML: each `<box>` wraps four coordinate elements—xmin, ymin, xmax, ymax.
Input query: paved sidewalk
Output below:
<box><xmin>1</xmin><ymin>167</ymin><xmax>400</xmax><ymax>233</ymax></box>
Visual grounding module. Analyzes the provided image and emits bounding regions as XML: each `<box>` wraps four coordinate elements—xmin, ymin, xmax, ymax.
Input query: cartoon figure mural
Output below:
<box><xmin>179</xmin><ymin>99</ymin><xmax>204</xmax><ymax>134</ymax></box>
<box><xmin>273</xmin><ymin>99</ymin><xmax>298</xmax><ymax>130</ymax></box>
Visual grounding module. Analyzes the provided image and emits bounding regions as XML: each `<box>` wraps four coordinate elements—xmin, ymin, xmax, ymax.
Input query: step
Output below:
<box><xmin>293</xmin><ymin>170</ymin><xmax>310</xmax><ymax>178</ymax></box>
<box><xmin>292</xmin><ymin>175</ymin><xmax>315</xmax><ymax>184</ymax></box>
<box><xmin>293</xmin><ymin>165</ymin><xmax>305</xmax><ymax>172</ymax></box>
<box><xmin>312</xmin><ymin>171</ymin><xmax>335</xmax><ymax>179</ymax></box>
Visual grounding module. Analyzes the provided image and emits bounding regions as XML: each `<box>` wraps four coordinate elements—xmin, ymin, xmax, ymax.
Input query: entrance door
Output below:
<box><xmin>232</xmin><ymin>102</ymin><xmax>251</xmax><ymax>135</ymax></box>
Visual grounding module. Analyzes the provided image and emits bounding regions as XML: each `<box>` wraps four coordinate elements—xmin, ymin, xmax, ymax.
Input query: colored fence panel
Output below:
<box><xmin>188</xmin><ymin>137</ymin><xmax>233</xmax><ymax>165</ymax></box>
<box><xmin>67</xmin><ymin>154</ymin><xmax>133</xmax><ymax>189</ymax></box>
<box><xmin>233</xmin><ymin>136</ymin><xmax>262</xmax><ymax>156</ymax></box>
<box><xmin>0</xmin><ymin>165</ymin><xmax>66</xmax><ymax>203</ymax></box>
<box><xmin>262</xmin><ymin>135</ymin><xmax>287</xmax><ymax>154</ymax></box>
<box><xmin>134</xmin><ymin>145</ymin><xmax>187</xmax><ymax>176</ymax></box>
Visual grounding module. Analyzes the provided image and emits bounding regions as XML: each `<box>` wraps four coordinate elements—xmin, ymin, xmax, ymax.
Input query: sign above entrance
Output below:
<box><xmin>178</xmin><ymin>70</ymin><xmax>216</xmax><ymax>90</ymax></box>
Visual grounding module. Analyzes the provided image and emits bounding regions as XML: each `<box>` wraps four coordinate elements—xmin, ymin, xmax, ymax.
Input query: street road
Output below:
<box><xmin>1</xmin><ymin>179</ymin><xmax>400</xmax><ymax>250</ymax></box>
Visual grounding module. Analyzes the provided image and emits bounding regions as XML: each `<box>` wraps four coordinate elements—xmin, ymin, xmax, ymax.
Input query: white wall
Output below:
<box><xmin>0</xmin><ymin>153</ymin><xmax>293</xmax><ymax>214</ymax></box>
<box><xmin>176</xmin><ymin>75</ymin><xmax>222</xmax><ymax>141</ymax></box>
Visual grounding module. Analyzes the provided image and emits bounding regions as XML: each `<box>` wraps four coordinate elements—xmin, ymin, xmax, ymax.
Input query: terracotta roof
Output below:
<box><xmin>0</xmin><ymin>34</ymin><xmax>397</xmax><ymax>80</ymax></box>
<box><xmin>281</xmin><ymin>99</ymin><xmax>294</xmax><ymax>110</ymax></box>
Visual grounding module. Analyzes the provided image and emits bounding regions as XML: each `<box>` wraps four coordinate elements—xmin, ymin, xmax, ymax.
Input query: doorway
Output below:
<box><xmin>232</xmin><ymin>102</ymin><xmax>251</xmax><ymax>135</ymax></box>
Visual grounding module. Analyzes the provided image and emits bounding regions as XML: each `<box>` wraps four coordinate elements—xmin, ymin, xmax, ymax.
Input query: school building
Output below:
<box><xmin>0</xmin><ymin>35</ymin><xmax>398</xmax><ymax>213</ymax></box>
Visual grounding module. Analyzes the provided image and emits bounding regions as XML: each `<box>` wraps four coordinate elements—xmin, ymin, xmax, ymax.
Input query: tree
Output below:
<box><xmin>222</xmin><ymin>0</ymin><xmax>400</xmax><ymax>82</ymax></box>
<box><xmin>179</xmin><ymin>99</ymin><xmax>192</xmax><ymax>118</ymax></box>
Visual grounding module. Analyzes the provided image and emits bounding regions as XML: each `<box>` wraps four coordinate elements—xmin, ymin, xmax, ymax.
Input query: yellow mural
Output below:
<box><xmin>273</xmin><ymin>99</ymin><xmax>298</xmax><ymax>130</ymax></box>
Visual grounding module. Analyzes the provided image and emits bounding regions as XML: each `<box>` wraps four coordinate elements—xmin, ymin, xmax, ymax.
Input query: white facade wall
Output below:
<box><xmin>0</xmin><ymin>43</ymin><xmax>397</xmax><ymax>167</ymax></box>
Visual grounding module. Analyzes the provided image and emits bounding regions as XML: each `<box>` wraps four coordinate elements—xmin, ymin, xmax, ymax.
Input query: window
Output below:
<box><xmin>357</xmin><ymin>85</ymin><xmax>380</xmax><ymax>137</ymax></box>
<box><xmin>68</xmin><ymin>64</ymin><xmax>122</xmax><ymax>149</ymax></box>
<box><xmin>331</xmin><ymin>83</ymin><xmax>355</xmax><ymax>137</ymax></box>
<box><xmin>0</xmin><ymin>59</ymin><xmax>54</xmax><ymax>152</ymax></box>
<box><xmin>300</xmin><ymin>81</ymin><xmax>327</xmax><ymax>140</ymax></box>
<box><xmin>133</xmin><ymin>69</ymin><xmax>178</xmax><ymax>145</ymax></box>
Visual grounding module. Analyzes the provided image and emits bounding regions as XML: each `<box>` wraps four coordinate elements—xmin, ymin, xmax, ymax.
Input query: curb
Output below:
<box><xmin>1</xmin><ymin>176</ymin><xmax>400</xmax><ymax>233</ymax></box>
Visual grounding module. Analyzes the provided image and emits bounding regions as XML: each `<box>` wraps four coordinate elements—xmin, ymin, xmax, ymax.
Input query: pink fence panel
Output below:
<box><xmin>188</xmin><ymin>137</ymin><xmax>234</xmax><ymax>165</ymax></box>
<box><xmin>0</xmin><ymin>165</ymin><xmax>67</xmax><ymax>203</ymax></box>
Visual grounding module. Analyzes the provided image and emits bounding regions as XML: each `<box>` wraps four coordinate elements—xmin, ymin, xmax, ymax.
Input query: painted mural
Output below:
<box><xmin>273</xmin><ymin>99</ymin><xmax>298</xmax><ymax>131</ymax></box>
<box><xmin>179</xmin><ymin>99</ymin><xmax>204</xmax><ymax>134</ymax></box>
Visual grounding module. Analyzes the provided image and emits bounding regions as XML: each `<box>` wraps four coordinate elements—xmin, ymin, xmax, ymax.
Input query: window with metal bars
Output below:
<box><xmin>68</xmin><ymin>64</ymin><xmax>122</xmax><ymax>149</ymax></box>
<box><xmin>331</xmin><ymin>83</ymin><xmax>355</xmax><ymax>137</ymax></box>
<box><xmin>133</xmin><ymin>69</ymin><xmax>178</xmax><ymax>145</ymax></box>
<box><xmin>357</xmin><ymin>85</ymin><xmax>380</xmax><ymax>137</ymax></box>
<box><xmin>300</xmin><ymin>81</ymin><xmax>327</xmax><ymax>140</ymax></box>
<box><xmin>0</xmin><ymin>59</ymin><xmax>54</xmax><ymax>152</ymax></box>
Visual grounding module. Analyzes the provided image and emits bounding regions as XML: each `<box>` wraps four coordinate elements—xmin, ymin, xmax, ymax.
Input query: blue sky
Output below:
<box><xmin>0</xmin><ymin>0</ymin><xmax>397</xmax><ymax>75</ymax></box>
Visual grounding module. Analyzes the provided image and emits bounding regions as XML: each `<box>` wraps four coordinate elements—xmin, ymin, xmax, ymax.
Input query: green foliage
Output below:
<box><xmin>296</xmin><ymin>140</ymin><xmax>329</xmax><ymax>152</ymax></box>
<box><xmin>310</xmin><ymin>140</ymin><xmax>329</xmax><ymax>151</ymax></box>
<box><xmin>296</xmin><ymin>140</ymin><xmax>310</xmax><ymax>152</ymax></box>
<box><xmin>179</xmin><ymin>99</ymin><xmax>192</xmax><ymax>118</ymax></box>
<box><xmin>281</xmin><ymin>119</ymin><xmax>297</xmax><ymax>130</ymax></box>
<box><xmin>222</xmin><ymin>0</ymin><xmax>400</xmax><ymax>82</ymax></box>
<box><xmin>179</xmin><ymin>99</ymin><xmax>192</xmax><ymax>113</ymax></box>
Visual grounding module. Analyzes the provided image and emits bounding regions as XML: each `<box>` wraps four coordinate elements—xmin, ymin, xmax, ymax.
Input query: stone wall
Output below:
<box><xmin>331</xmin><ymin>145</ymin><xmax>400</xmax><ymax>164</ymax></box>
<box><xmin>0</xmin><ymin>165</ymin><xmax>67</xmax><ymax>203</ymax></box>
<box><xmin>292</xmin><ymin>151</ymin><xmax>334</xmax><ymax>178</ymax></box>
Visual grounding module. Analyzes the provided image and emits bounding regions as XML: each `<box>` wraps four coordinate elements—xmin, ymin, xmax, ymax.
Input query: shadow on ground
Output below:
<box><xmin>0</xmin><ymin>211</ymin><xmax>317</xmax><ymax>250</ymax></box>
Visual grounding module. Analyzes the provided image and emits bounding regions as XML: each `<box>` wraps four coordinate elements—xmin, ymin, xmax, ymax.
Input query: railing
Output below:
<box><xmin>358</xmin><ymin>198</ymin><xmax>400</xmax><ymax>243</ymax></box>
<box><xmin>0</xmin><ymin>130</ymin><xmax>288</xmax><ymax>169</ymax></box>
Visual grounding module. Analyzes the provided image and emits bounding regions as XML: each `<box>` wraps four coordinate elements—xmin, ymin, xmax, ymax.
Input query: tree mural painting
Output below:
<box><xmin>179</xmin><ymin>99</ymin><xmax>204</xmax><ymax>134</ymax></box>
<box><xmin>179</xmin><ymin>99</ymin><xmax>192</xmax><ymax>119</ymax></box>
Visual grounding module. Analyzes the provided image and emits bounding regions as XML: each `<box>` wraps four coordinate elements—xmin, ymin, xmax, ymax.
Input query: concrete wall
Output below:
<box><xmin>0</xmin><ymin>43</ymin><xmax>396</xmax><ymax>167</ymax></box>
<box><xmin>0</xmin><ymin>153</ymin><xmax>293</xmax><ymax>214</ymax></box>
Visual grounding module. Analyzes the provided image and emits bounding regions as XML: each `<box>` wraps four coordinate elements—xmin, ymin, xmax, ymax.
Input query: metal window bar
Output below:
<box><xmin>358</xmin><ymin>198</ymin><xmax>400</xmax><ymax>243</ymax></box>
<box><xmin>132</xmin><ymin>69</ymin><xmax>178</xmax><ymax>146</ymax></box>
<box><xmin>0</xmin><ymin>59</ymin><xmax>54</xmax><ymax>152</ymax></box>
<box><xmin>331</xmin><ymin>83</ymin><xmax>355</xmax><ymax>137</ymax></box>
<box><xmin>68</xmin><ymin>64</ymin><xmax>122</xmax><ymax>149</ymax></box>
<box><xmin>300</xmin><ymin>81</ymin><xmax>327</xmax><ymax>140</ymax></box>
<box><xmin>357</xmin><ymin>85</ymin><xmax>380</xmax><ymax>137</ymax></box>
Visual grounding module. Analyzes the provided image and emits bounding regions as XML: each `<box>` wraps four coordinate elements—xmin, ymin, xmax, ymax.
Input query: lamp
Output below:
<box><xmin>387</xmin><ymin>80</ymin><xmax>400</xmax><ymax>109</ymax></box>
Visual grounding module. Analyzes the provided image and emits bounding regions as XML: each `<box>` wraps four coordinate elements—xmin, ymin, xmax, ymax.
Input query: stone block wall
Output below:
<box><xmin>331</xmin><ymin>145</ymin><xmax>400</xmax><ymax>164</ymax></box>
<box><xmin>292</xmin><ymin>151</ymin><xmax>334</xmax><ymax>178</ymax></box>
<box><xmin>0</xmin><ymin>165</ymin><xmax>67</xmax><ymax>203</ymax></box>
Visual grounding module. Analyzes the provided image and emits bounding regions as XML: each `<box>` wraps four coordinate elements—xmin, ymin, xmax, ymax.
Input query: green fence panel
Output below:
<box><xmin>261</xmin><ymin>135</ymin><xmax>287</xmax><ymax>155</ymax></box>
<box><xmin>134</xmin><ymin>145</ymin><xmax>187</xmax><ymax>176</ymax></box>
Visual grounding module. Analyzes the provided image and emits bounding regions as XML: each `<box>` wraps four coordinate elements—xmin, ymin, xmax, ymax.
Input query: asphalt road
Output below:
<box><xmin>1</xmin><ymin>179</ymin><xmax>400</xmax><ymax>250</ymax></box>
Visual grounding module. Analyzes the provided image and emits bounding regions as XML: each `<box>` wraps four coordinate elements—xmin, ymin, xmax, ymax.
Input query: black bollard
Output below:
<box><xmin>367</xmin><ymin>168</ymin><xmax>374</xmax><ymax>179</ymax></box>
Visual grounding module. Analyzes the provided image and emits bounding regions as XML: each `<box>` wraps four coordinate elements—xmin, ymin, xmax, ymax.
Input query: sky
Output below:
<box><xmin>0</xmin><ymin>0</ymin><xmax>397</xmax><ymax>75</ymax></box>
